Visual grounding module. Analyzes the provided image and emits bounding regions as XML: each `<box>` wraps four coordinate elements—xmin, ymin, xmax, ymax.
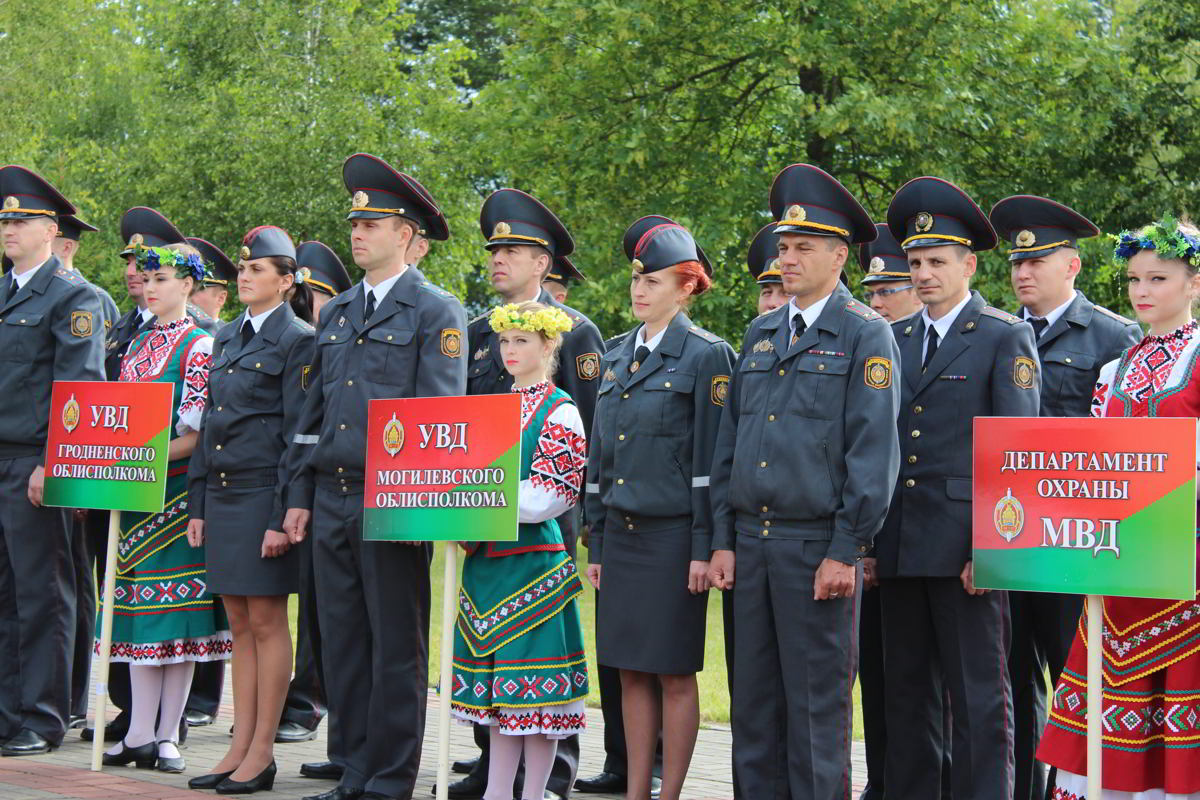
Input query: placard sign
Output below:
<box><xmin>972</xmin><ymin>416</ymin><xmax>1196</xmax><ymax>600</ymax></box>
<box><xmin>42</xmin><ymin>380</ymin><xmax>173</xmax><ymax>513</ymax></box>
<box><xmin>363</xmin><ymin>394</ymin><xmax>521</xmax><ymax>542</ymax></box>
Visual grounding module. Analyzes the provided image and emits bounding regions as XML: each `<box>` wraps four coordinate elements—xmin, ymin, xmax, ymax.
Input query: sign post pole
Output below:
<box><xmin>1086</xmin><ymin>593</ymin><xmax>1103</xmax><ymax>798</ymax></box>
<box><xmin>436</xmin><ymin>541</ymin><xmax>459</xmax><ymax>800</ymax></box>
<box><xmin>90</xmin><ymin>510</ymin><xmax>121</xmax><ymax>771</ymax></box>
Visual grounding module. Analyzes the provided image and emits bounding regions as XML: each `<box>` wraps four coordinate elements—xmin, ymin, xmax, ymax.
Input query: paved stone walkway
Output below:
<box><xmin>0</xmin><ymin>690</ymin><xmax>869</xmax><ymax>799</ymax></box>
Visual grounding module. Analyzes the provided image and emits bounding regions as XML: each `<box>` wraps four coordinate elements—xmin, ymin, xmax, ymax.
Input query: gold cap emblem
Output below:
<box><xmin>128</xmin><ymin>232</ymin><xmax>144</xmax><ymax>248</ymax></box>
<box><xmin>914</xmin><ymin>212</ymin><xmax>934</xmax><ymax>233</ymax></box>
<box><xmin>493</xmin><ymin>221</ymin><xmax>511</xmax><ymax>238</ymax></box>
<box><xmin>631</xmin><ymin>258</ymin><xmax>645</xmax><ymax>274</ymax></box>
<box><xmin>2</xmin><ymin>196</ymin><xmax>18</xmax><ymax>210</ymax></box>
<box><xmin>351</xmin><ymin>190</ymin><xmax>369</xmax><ymax>209</ymax></box>
<box><xmin>784</xmin><ymin>204</ymin><xmax>807</xmax><ymax>223</ymax></box>
<box><xmin>1015</xmin><ymin>229</ymin><xmax>1036</xmax><ymax>248</ymax></box>
<box><xmin>240</xmin><ymin>245</ymin><xmax>251</xmax><ymax>259</ymax></box>
<box><xmin>869</xmin><ymin>256</ymin><xmax>885</xmax><ymax>274</ymax></box>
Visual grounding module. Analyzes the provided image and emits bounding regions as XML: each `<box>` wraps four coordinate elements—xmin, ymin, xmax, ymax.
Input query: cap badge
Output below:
<box><xmin>869</xmin><ymin>256</ymin><xmax>885</xmax><ymax>274</ymax></box>
<box><xmin>128</xmin><ymin>233</ymin><xmax>144</xmax><ymax>248</ymax></box>
<box><xmin>296</xmin><ymin>266</ymin><xmax>311</xmax><ymax>285</ymax></box>
<box><xmin>1015</xmin><ymin>229</ymin><xmax>1036</xmax><ymax>248</ymax></box>
<box><xmin>631</xmin><ymin>258</ymin><xmax>645</xmax><ymax>274</ymax></box>
<box><xmin>784</xmin><ymin>204</ymin><xmax>807</xmax><ymax>223</ymax></box>
<box><xmin>2</xmin><ymin>196</ymin><xmax>17</xmax><ymax>210</ymax></box>
<box><xmin>915</xmin><ymin>212</ymin><xmax>934</xmax><ymax>233</ymax></box>
<box><xmin>351</xmin><ymin>191</ymin><xmax>370</xmax><ymax>209</ymax></box>
<box><xmin>240</xmin><ymin>245</ymin><xmax>251</xmax><ymax>259</ymax></box>
<box><xmin>493</xmin><ymin>221</ymin><xmax>511</xmax><ymax>238</ymax></box>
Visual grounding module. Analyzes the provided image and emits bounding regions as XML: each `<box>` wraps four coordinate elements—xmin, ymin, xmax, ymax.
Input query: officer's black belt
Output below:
<box><xmin>316</xmin><ymin>473</ymin><xmax>365</xmax><ymax>493</ymax></box>
<box><xmin>604</xmin><ymin>513</ymin><xmax>691</xmax><ymax>533</ymax></box>
<box><xmin>206</xmin><ymin>467</ymin><xmax>277</xmax><ymax>489</ymax></box>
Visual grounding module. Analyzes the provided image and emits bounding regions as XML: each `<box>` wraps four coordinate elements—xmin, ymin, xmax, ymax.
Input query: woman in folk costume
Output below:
<box><xmin>98</xmin><ymin>243</ymin><xmax>231</xmax><ymax>773</ymax></box>
<box><xmin>450</xmin><ymin>301</ymin><xmax>589</xmax><ymax>800</ymax></box>
<box><xmin>1037</xmin><ymin>217</ymin><xmax>1200</xmax><ymax>799</ymax></box>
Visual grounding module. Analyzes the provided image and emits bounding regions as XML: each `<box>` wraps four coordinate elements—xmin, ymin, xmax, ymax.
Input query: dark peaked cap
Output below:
<box><xmin>860</xmin><ymin>223</ymin><xmax>911</xmax><ymax>285</ymax></box>
<box><xmin>296</xmin><ymin>240</ymin><xmax>352</xmax><ymax>296</ymax></box>
<box><xmin>480</xmin><ymin>189</ymin><xmax>574</xmax><ymax>257</ymax></box>
<box><xmin>58</xmin><ymin>215</ymin><xmax>99</xmax><ymax>241</ymax></box>
<box><xmin>747</xmin><ymin>222</ymin><xmax>783</xmax><ymax>285</ymax></box>
<box><xmin>769</xmin><ymin>163</ymin><xmax>876</xmax><ymax>244</ymax></box>
<box><xmin>187</xmin><ymin>237</ymin><xmax>237</xmax><ymax>287</ymax></box>
<box><xmin>989</xmin><ymin>195</ymin><xmax>1100</xmax><ymax>262</ymax></box>
<box><xmin>622</xmin><ymin>215</ymin><xmax>712</xmax><ymax>275</ymax></box>
<box><xmin>886</xmin><ymin>176</ymin><xmax>997</xmax><ymax>252</ymax></box>
<box><xmin>119</xmin><ymin>207</ymin><xmax>185</xmax><ymax>257</ymax></box>
<box><xmin>343</xmin><ymin>153</ymin><xmax>447</xmax><ymax>241</ymax></box>
<box><xmin>0</xmin><ymin>165</ymin><xmax>75</xmax><ymax>221</ymax></box>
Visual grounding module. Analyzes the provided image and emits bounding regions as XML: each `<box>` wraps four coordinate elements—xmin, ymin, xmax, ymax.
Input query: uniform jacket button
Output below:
<box><xmin>347</xmin><ymin>379</ymin><xmax>353</xmax><ymax>386</ymax></box>
<box><xmin>760</xmin><ymin>461</ymin><xmax>767</xmax><ymax>468</ymax></box>
<box><xmin>914</xmin><ymin>405</ymin><xmax>923</xmax><ymax>414</ymax></box>
<box><xmin>911</xmin><ymin>430</ymin><xmax>920</xmax><ymax>438</ymax></box>
<box><xmin>768</xmin><ymin>414</ymin><xmax>776</xmax><ymax>421</ymax></box>
<box><xmin>908</xmin><ymin>455</ymin><xmax>918</xmax><ymax>464</ymax></box>
<box><xmin>905</xmin><ymin>478</ymin><xmax>916</xmax><ymax>488</ymax></box>
<box><xmin>778</xmin><ymin>369</ymin><xmax>785</xmax><ymax>376</ymax></box>
<box><xmin>215</xmin><ymin>444</ymin><xmax>222</xmax><ymax>451</ymax></box>
<box><xmin>339</xmin><ymin>424</ymin><xmax>347</xmax><ymax>430</ymax></box>
<box><xmin>337</xmin><ymin>467</ymin><xmax>344</xmax><ymax>473</ymax></box>
<box><xmin>618</xmin><ymin>434</ymin><xmax>625</xmax><ymax>441</ymax></box>
<box><xmin>761</xmin><ymin>506</ymin><xmax>768</xmax><ymax>513</ymax></box>
<box><xmin>762</xmin><ymin>529</ymin><xmax>769</xmax><ymax>536</ymax></box>
<box><xmin>357</xmin><ymin>338</ymin><xmax>364</xmax><ymax>344</ymax></box>
<box><xmin>617</xmin><ymin>478</ymin><xmax>624</xmax><ymax>485</ymax></box>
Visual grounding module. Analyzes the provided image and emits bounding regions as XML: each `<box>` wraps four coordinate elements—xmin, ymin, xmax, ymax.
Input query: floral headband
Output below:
<box><xmin>136</xmin><ymin>245</ymin><xmax>210</xmax><ymax>282</ymax></box>
<box><xmin>488</xmin><ymin>303</ymin><xmax>573</xmax><ymax>337</ymax></box>
<box><xmin>1113</xmin><ymin>215</ymin><xmax>1200</xmax><ymax>268</ymax></box>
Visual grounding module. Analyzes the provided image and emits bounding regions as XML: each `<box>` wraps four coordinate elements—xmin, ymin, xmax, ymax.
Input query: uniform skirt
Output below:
<box><xmin>203</xmin><ymin>472</ymin><xmax>299</xmax><ymax>596</ymax></box>
<box><xmin>596</xmin><ymin>515</ymin><xmax>706</xmax><ymax>674</ymax></box>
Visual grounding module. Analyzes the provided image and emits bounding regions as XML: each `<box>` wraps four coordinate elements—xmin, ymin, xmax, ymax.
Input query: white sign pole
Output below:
<box><xmin>1086</xmin><ymin>594</ymin><xmax>1103</xmax><ymax>798</ymax></box>
<box><xmin>90</xmin><ymin>510</ymin><xmax>121</xmax><ymax>771</ymax></box>
<box><xmin>436</xmin><ymin>542</ymin><xmax>459</xmax><ymax>800</ymax></box>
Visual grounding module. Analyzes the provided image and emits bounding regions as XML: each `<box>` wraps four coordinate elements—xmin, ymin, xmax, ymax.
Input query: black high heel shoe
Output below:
<box><xmin>155</xmin><ymin>739</ymin><xmax>186</xmax><ymax>773</ymax></box>
<box><xmin>189</xmin><ymin>770</ymin><xmax>235</xmax><ymax>789</ymax></box>
<box><xmin>101</xmin><ymin>739</ymin><xmax>158</xmax><ymax>769</ymax></box>
<box><xmin>215</xmin><ymin>760</ymin><xmax>277</xmax><ymax>794</ymax></box>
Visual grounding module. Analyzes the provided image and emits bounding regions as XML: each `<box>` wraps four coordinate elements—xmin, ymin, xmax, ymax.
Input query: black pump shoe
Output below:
<box><xmin>155</xmin><ymin>740</ymin><xmax>185</xmax><ymax>773</ymax></box>
<box><xmin>215</xmin><ymin>760</ymin><xmax>277</xmax><ymax>794</ymax></box>
<box><xmin>189</xmin><ymin>770</ymin><xmax>235</xmax><ymax>790</ymax></box>
<box><xmin>101</xmin><ymin>739</ymin><xmax>157</xmax><ymax>769</ymax></box>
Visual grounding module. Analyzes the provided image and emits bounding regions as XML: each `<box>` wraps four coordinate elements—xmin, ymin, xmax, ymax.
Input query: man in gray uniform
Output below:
<box><xmin>0</xmin><ymin>165</ymin><xmax>106</xmax><ymax>755</ymax></box>
<box><xmin>989</xmin><ymin>195</ymin><xmax>1142</xmax><ymax>800</ymax></box>
<box><xmin>284</xmin><ymin>152</ymin><xmax>466</xmax><ymax>800</ymax></box>
<box><xmin>187</xmin><ymin>237</ymin><xmax>238</xmax><ymax>331</ymax></box>
<box><xmin>708</xmin><ymin>163</ymin><xmax>901</xmax><ymax>799</ymax></box>
<box><xmin>875</xmin><ymin>177</ymin><xmax>1040</xmax><ymax>800</ymax></box>
<box><xmin>53</xmin><ymin>215</ymin><xmax>118</xmax><ymax>331</ymax></box>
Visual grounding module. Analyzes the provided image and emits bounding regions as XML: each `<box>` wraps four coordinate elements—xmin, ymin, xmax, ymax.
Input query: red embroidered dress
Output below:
<box><xmin>1038</xmin><ymin>321</ymin><xmax>1200</xmax><ymax>799</ymax></box>
<box><xmin>96</xmin><ymin>318</ymin><xmax>232</xmax><ymax>665</ymax></box>
<box><xmin>449</xmin><ymin>381</ymin><xmax>589</xmax><ymax>737</ymax></box>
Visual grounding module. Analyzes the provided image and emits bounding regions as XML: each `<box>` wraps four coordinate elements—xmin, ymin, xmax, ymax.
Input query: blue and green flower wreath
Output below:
<box><xmin>135</xmin><ymin>245</ymin><xmax>210</xmax><ymax>282</ymax></box>
<box><xmin>1113</xmin><ymin>215</ymin><xmax>1200</xmax><ymax>268</ymax></box>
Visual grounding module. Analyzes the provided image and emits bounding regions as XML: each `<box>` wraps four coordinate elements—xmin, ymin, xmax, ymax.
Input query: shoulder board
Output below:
<box><xmin>291</xmin><ymin>317</ymin><xmax>315</xmax><ymax>334</ymax></box>
<box><xmin>981</xmin><ymin>306</ymin><xmax>1021</xmax><ymax>324</ymax></box>
<box><xmin>53</xmin><ymin>267</ymin><xmax>87</xmax><ymax>286</ymax></box>
<box><xmin>844</xmin><ymin>299</ymin><xmax>882</xmax><ymax>320</ymax></box>
<box><xmin>1092</xmin><ymin>304</ymin><xmax>1136</xmax><ymax>326</ymax></box>
<box><xmin>417</xmin><ymin>280</ymin><xmax>457</xmax><ymax>300</ymax></box>
<box><xmin>469</xmin><ymin>311</ymin><xmax>491</xmax><ymax>327</ymax></box>
<box><xmin>686</xmin><ymin>325</ymin><xmax>722</xmax><ymax>344</ymax></box>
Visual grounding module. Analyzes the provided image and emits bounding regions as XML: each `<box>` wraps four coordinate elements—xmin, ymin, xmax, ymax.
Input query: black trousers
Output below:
<box><xmin>880</xmin><ymin>577</ymin><xmax>1014</xmax><ymax>800</ymax></box>
<box><xmin>1007</xmin><ymin>591</ymin><xmax>1081</xmax><ymax>800</ymax></box>
<box><xmin>721</xmin><ymin>587</ymin><xmax>741</xmax><ymax>800</ymax></box>
<box><xmin>731</xmin><ymin>535</ymin><xmax>857</xmax><ymax>800</ymax></box>
<box><xmin>314</xmin><ymin>486</ymin><xmax>430</xmax><ymax>798</ymax></box>
<box><xmin>0</xmin><ymin>454</ymin><xmax>76</xmax><ymax>745</ymax></box>
<box><xmin>281</xmin><ymin>536</ymin><xmax>327</xmax><ymax>732</ymax></box>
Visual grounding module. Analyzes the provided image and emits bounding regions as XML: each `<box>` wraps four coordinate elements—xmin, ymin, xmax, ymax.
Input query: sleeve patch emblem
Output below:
<box><xmin>576</xmin><ymin>352</ymin><xmax>600</xmax><ymax>381</ymax></box>
<box><xmin>865</xmin><ymin>357</ymin><xmax>892</xmax><ymax>389</ymax></box>
<box><xmin>711</xmin><ymin>375</ymin><xmax>730</xmax><ymax>406</ymax></box>
<box><xmin>1014</xmin><ymin>356</ymin><xmax>1036</xmax><ymax>389</ymax></box>
<box><xmin>440</xmin><ymin>328</ymin><xmax>462</xmax><ymax>358</ymax></box>
<box><xmin>70</xmin><ymin>310</ymin><xmax>93</xmax><ymax>338</ymax></box>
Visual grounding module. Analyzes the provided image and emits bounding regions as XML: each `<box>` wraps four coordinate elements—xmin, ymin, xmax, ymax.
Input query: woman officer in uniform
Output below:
<box><xmin>585</xmin><ymin>217</ymin><xmax>734</xmax><ymax>800</ymax></box>
<box><xmin>185</xmin><ymin>226</ymin><xmax>314</xmax><ymax>794</ymax></box>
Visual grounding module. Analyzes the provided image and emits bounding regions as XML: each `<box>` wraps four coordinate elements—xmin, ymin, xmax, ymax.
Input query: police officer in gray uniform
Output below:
<box><xmin>451</xmin><ymin>189</ymin><xmax>602</xmax><ymax>800</ymax></box>
<box><xmin>875</xmin><ymin>177</ymin><xmax>1041</xmax><ymax>800</ymax></box>
<box><xmin>708</xmin><ymin>164</ymin><xmax>901</xmax><ymax>800</ymax></box>
<box><xmin>187</xmin><ymin>237</ymin><xmax>239</xmax><ymax>331</ymax></box>
<box><xmin>543</xmin><ymin>255</ymin><xmax>583</xmax><ymax>306</ymax></box>
<box><xmin>989</xmin><ymin>195</ymin><xmax>1142</xmax><ymax>800</ymax></box>
<box><xmin>52</xmin><ymin>215</ymin><xmax>118</xmax><ymax>331</ymax></box>
<box><xmin>0</xmin><ymin>165</ymin><xmax>106</xmax><ymax>755</ymax></box>
<box><xmin>284</xmin><ymin>152</ymin><xmax>466</xmax><ymax>800</ymax></box>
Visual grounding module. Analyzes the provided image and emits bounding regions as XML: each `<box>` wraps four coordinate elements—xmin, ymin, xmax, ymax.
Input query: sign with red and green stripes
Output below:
<box><xmin>973</xmin><ymin>417</ymin><xmax>1196</xmax><ymax>600</ymax></box>
<box><xmin>363</xmin><ymin>394</ymin><xmax>520</xmax><ymax>542</ymax></box>
<box><xmin>42</xmin><ymin>380</ymin><xmax>173</xmax><ymax>513</ymax></box>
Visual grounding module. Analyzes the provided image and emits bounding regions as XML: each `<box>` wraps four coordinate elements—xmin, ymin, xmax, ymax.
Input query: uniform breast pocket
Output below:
<box><xmin>317</xmin><ymin>331</ymin><xmax>350</xmax><ymax>384</ymax></box>
<box><xmin>793</xmin><ymin>355</ymin><xmax>850</xmax><ymax>419</ymax></box>
<box><xmin>737</xmin><ymin>356</ymin><xmax>775</xmax><ymax>412</ymax></box>
<box><xmin>243</xmin><ymin>356</ymin><xmax>285</xmax><ymax>406</ymax></box>
<box><xmin>1043</xmin><ymin>351</ymin><xmax>1096</xmax><ymax>406</ymax></box>
<box><xmin>641</xmin><ymin>372</ymin><xmax>696</xmax><ymax>432</ymax></box>
<box><xmin>365</xmin><ymin>328</ymin><xmax>415</xmax><ymax>385</ymax></box>
<box><xmin>0</xmin><ymin>313</ymin><xmax>44</xmax><ymax>361</ymax></box>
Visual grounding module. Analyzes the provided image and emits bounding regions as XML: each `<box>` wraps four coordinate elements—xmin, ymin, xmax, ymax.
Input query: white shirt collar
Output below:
<box><xmin>921</xmin><ymin>291</ymin><xmax>973</xmax><ymax>342</ymax></box>
<box><xmin>1022</xmin><ymin>290</ymin><xmax>1077</xmax><ymax>337</ymax></box>
<box><xmin>787</xmin><ymin>291</ymin><xmax>833</xmax><ymax>333</ymax></box>
<box><xmin>243</xmin><ymin>301</ymin><xmax>283</xmax><ymax>333</ymax></box>
<box><xmin>634</xmin><ymin>322</ymin><xmax>669</xmax><ymax>353</ymax></box>
<box><xmin>11</xmin><ymin>257</ymin><xmax>50</xmax><ymax>290</ymax></box>
<box><xmin>139</xmin><ymin>305</ymin><xmax>155</xmax><ymax>324</ymax></box>
<box><xmin>363</xmin><ymin>266</ymin><xmax>408</xmax><ymax>313</ymax></box>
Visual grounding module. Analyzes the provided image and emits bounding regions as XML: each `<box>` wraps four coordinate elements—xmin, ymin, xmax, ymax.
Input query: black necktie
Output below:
<box><xmin>3</xmin><ymin>273</ymin><xmax>15</xmax><ymax>303</ymax></box>
<box><xmin>365</xmin><ymin>290</ymin><xmax>376</xmax><ymax>320</ymax></box>
<box><xmin>1029</xmin><ymin>317</ymin><xmax>1049</xmax><ymax>338</ymax></box>
<box><xmin>923</xmin><ymin>327</ymin><xmax>940</xmax><ymax>371</ymax></box>
<box><xmin>630</xmin><ymin>345</ymin><xmax>650</xmax><ymax>374</ymax></box>
<box><xmin>791</xmin><ymin>313</ymin><xmax>807</xmax><ymax>346</ymax></box>
<box><xmin>241</xmin><ymin>320</ymin><xmax>255</xmax><ymax>349</ymax></box>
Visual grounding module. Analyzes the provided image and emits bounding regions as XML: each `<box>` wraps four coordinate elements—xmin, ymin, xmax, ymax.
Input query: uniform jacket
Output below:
<box><xmin>0</xmin><ymin>254</ymin><xmax>105</xmax><ymax>456</ymax></box>
<box><xmin>583</xmin><ymin>312</ymin><xmax>734</xmax><ymax>561</ymax></box>
<box><xmin>710</xmin><ymin>282</ymin><xmax>902</xmax><ymax>565</ymax></box>
<box><xmin>286</xmin><ymin>266</ymin><xmax>467</xmax><ymax>508</ymax></box>
<box><xmin>187</xmin><ymin>303</ymin><xmax>315</xmax><ymax>530</ymax></box>
<box><xmin>1022</xmin><ymin>291</ymin><xmax>1140</xmax><ymax>418</ymax></box>
<box><xmin>875</xmin><ymin>290</ymin><xmax>1041</xmax><ymax>577</ymax></box>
